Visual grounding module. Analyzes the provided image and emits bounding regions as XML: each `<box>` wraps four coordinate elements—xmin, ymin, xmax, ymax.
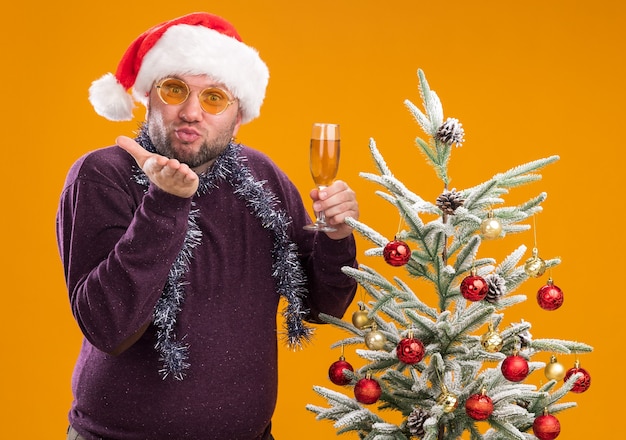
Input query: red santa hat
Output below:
<box><xmin>88</xmin><ymin>12</ymin><xmax>269</xmax><ymax>124</ymax></box>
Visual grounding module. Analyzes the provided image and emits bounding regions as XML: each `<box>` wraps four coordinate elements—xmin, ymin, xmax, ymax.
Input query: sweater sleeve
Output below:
<box><xmin>300</xmin><ymin>231</ymin><xmax>358</xmax><ymax>322</ymax></box>
<box><xmin>56</xmin><ymin>148</ymin><xmax>192</xmax><ymax>352</ymax></box>
<box><xmin>246</xmin><ymin>147</ymin><xmax>358</xmax><ymax>322</ymax></box>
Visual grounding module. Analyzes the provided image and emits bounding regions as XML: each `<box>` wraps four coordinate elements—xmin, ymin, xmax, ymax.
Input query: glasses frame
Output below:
<box><xmin>154</xmin><ymin>78</ymin><xmax>237</xmax><ymax>115</ymax></box>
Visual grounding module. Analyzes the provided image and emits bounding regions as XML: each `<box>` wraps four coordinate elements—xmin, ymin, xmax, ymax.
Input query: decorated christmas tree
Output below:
<box><xmin>306</xmin><ymin>69</ymin><xmax>593</xmax><ymax>440</ymax></box>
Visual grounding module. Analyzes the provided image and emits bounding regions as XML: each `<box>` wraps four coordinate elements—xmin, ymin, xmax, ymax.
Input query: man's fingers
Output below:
<box><xmin>116</xmin><ymin>135</ymin><xmax>199</xmax><ymax>198</ymax></box>
<box><xmin>116</xmin><ymin>136</ymin><xmax>153</xmax><ymax>168</ymax></box>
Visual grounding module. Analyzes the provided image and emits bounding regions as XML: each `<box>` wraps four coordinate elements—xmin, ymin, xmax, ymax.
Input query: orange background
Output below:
<box><xmin>2</xmin><ymin>0</ymin><xmax>624</xmax><ymax>438</ymax></box>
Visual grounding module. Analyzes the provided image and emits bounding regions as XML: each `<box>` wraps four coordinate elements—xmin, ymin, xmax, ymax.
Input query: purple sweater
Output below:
<box><xmin>56</xmin><ymin>144</ymin><xmax>357</xmax><ymax>440</ymax></box>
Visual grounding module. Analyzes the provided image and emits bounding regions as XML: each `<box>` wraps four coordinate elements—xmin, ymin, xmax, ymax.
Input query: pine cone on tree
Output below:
<box><xmin>518</xmin><ymin>325</ymin><xmax>533</xmax><ymax>348</ymax></box>
<box><xmin>484</xmin><ymin>273</ymin><xmax>506</xmax><ymax>304</ymax></box>
<box><xmin>435</xmin><ymin>117</ymin><xmax>465</xmax><ymax>146</ymax></box>
<box><xmin>406</xmin><ymin>407</ymin><xmax>429</xmax><ymax>439</ymax></box>
<box><xmin>436</xmin><ymin>188</ymin><xmax>464</xmax><ymax>215</ymax></box>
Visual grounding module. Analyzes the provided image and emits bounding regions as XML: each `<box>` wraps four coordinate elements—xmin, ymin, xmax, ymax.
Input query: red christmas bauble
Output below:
<box><xmin>396</xmin><ymin>337</ymin><xmax>425</xmax><ymax>364</ymax></box>
<box><xmin>501</xmin><ymin>354</ymin><xmax>529</xmax><ymax>382</ymax></box>
<box><xmin>328</xmin><ymin>358</ymin><xmax>354</xmax><ymax>386</ymax></box>
<box><xmin>533</xmin><ymin>413</ymin><xmax>561</xmax><ymax>440</ymax></box>
<box><xmin>383</xmin><ymin>240</ymin><xmax>411</xmax><ymax>266</ymax></box>
<box><xmin>460</xmin><ymin>274</ymin><xmax>489</xmax><ymax>301</ymax></box>
<box><xmin>354</xmin><ymin>377</ymin><xmax>382</xmax><ymax>404</ymax></box>
<box><xmin>465</xmin><ymin>392</ymin><xmax>494</xmax><ymax>421</ymax></box>
<box><xmin>537</xmin><ymin>281</ymin><xmax>564</xmax><ymax>311</ymax></box>
<box><xmin>564</xmin><ymin>365</ymin><xmax>591</xmax><ymax>393</ymax></box>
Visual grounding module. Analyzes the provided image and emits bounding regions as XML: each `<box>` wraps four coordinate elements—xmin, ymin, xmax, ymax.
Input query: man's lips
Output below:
<box><xmin>175</xmin><ymin>128</ymin><xmax>201</xmax><ymax>143</ymax></box>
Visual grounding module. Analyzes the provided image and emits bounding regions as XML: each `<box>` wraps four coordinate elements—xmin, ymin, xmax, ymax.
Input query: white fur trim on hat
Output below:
<box><xmin>89</xmin><ymin>73</ymin><xmax>135</xmax><ymax>121</ymax></box>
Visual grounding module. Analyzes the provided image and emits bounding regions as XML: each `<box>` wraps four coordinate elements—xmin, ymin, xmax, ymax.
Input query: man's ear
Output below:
<box><xmin>232</xmin><ymin>110</ymin><xmax>243</xmax><ymax>137</ymax></box>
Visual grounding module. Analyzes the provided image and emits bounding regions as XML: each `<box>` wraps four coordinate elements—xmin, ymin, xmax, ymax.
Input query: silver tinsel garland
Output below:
<box><xmin>134</xmin><ymin>126</ymin><xmax>312</xmax><ymax>379</ymax></box>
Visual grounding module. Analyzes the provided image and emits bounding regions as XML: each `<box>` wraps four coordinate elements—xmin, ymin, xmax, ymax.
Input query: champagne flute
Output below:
<box><xmin>304</xmin><ymin>122</ymin><xmax>341</xmax><ymax>232</ymax></box>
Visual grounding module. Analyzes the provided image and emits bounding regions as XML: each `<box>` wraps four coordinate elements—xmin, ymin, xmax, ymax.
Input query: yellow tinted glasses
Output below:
<box><xmin>155</xmin><ymin>78</ymin><xmax>237</xmax><ymax>115</ymax></box>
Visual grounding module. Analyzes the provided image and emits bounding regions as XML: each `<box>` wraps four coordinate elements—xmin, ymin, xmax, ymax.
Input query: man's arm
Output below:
<box><xmin>57</xmin><ymin>147</ymin><xmax>192</xmax><ymax>354</ymax></box>
<box><xmin>289</xmin><ymin>179</ymin><xmax>360</xmax><ymax>321</ymax></box>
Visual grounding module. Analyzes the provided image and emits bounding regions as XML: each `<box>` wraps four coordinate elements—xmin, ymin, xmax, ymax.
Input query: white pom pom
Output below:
<box><xmin>88</xmin><ymin>73</ymin><xmax>135</xmax><ymax>121</ymax></box>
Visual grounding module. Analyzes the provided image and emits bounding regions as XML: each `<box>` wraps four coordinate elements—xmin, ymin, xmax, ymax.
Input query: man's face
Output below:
<box><xmin>146</xmin><ymin>74</ymin><xmax>242</xmax><ymax>172</ymax></box>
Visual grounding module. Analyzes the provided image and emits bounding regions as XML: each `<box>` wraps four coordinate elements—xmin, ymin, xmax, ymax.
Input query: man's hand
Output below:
<box><xmin>116</xmin><ymin>136</ymin><xmax>199</xmax><ymax>198</ymax></box>
<box><xmin>309</xmin><ymin>180</ymin><xmax>359</xmax><ymax>240</ymax></box>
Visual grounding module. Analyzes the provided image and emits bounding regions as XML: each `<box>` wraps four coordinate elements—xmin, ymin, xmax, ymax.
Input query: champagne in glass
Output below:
<box><xmin>304</xmin><ymin>123</ymin><xmax>340</xmax><ymax>232</ymax></box>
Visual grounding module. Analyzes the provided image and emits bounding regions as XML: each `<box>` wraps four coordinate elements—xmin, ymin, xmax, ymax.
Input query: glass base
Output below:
<box><xmin>303</xmin><ymin>221</ymin><xmax>337</xmax><ymax>232</ymax></box>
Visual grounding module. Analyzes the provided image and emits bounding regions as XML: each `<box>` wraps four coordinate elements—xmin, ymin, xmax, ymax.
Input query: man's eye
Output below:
<box><xmin>168</xmin><ymin>86</ymin><xmax>185</xmax><ymax>95</ymax></box>
<box><xmin>201</xmin><ymin>91</ymin><xmax>227</xmax><ymax>106</ymax></box>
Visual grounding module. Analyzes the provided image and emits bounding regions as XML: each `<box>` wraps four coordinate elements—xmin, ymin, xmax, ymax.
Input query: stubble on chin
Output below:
<box><xmin>147</xmin><ymin>112</ymin><xmax>236</xmax><ymax>170</ymax></box>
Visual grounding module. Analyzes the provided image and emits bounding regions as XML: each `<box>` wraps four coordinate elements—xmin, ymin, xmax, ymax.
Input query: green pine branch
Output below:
<box><xmin>308</xmin><ymin>69</ymin><xmax>593</xmax><ymax>440</ymax></box>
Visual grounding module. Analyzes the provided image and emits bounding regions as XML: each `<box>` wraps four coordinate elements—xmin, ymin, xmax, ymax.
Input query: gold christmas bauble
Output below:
<box><xmin>481</xmin><ymin>328</ymin><xmax>504</xmax><ymax>353</ymax></box>
<box><xmin>437</xmin><ymin>389</ymin><xmax>459</xmax><ymax>413</ymax></box>
<box><xmin>480</xmin><ymin>212</ymin><xmax>502</xmax><ymax>239</ymax></box>
<box><xmin>352</xmin><ymin>310</ymin><xmax>373</xmax><ymax>330</ymax></box>
<box><xmin>544</xmin><ymin>355</ymin><xmax>566</xmax><ymax>381</ymax></box>
<box><xmin>364</xmin><ymin>330</ymin><xmax>387</xmax><ymax>350</ymax></box>
<box><xmin>524</xmin><ymin>248</ymin><xmax>546</xmax><ymax>278</ymax></box>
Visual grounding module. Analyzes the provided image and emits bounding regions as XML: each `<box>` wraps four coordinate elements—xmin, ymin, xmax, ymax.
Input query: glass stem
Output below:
<box><xmin>316</xmin><ymin>210</ymin><xmax>327</xmax><ymax>225</ymax></box>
